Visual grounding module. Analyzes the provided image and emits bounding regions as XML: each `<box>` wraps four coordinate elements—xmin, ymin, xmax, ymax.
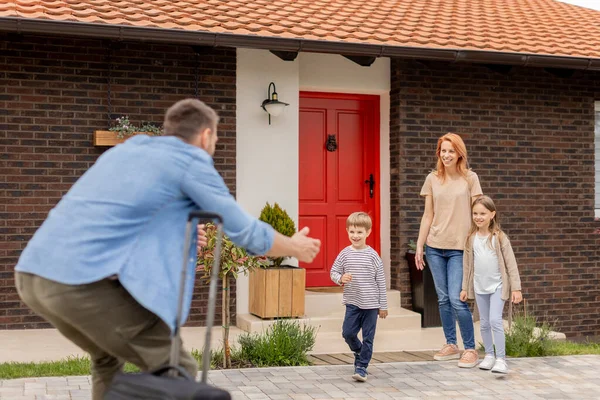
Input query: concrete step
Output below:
<box><xmin>236</xmin><ymin>305</ymin><xmax>421</xmax><ymax>334</ymax></box>
<box><xmin>308</xmin><ymin>306</ymin><xmax>421</xmax><ymax>333</ymax></box>
<box><xmin>310</xmin><ymin>329</ymin><xmax>444</xmax><ymax>354</ymax></box>
<box><xmin>304</xmin><ymin>290</ymin><xmax>402</xmax><ymax>317</ymax></box>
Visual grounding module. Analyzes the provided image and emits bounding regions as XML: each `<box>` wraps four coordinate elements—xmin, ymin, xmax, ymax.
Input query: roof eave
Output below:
<box><xmin>1</xmin><ymin>17</ymin><xmax>600</xmax><ymax>71</ymax></box>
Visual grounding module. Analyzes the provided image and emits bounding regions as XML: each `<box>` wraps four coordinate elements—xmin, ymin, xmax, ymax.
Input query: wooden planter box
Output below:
<box><xmin>93</xmin><ymin>130</ymin><xmax>145</xmax><ymax>147</ymax></box>
<box><xmin>249</xmin><ymin>267</ymin><xmax>305</xmax><ymax>319</ymax></box>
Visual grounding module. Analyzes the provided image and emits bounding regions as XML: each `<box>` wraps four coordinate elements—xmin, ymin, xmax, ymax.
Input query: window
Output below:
<box><xmin>596</xmin><ymin>102</ymin><xmax>600</xmax><ymax>218</ymax></box>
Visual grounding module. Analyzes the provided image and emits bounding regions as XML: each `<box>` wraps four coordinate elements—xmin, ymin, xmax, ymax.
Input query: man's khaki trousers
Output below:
<box><xmin>15</xmin><ymin>272</ymin><xmax>198</xmax><ymax>400</ymax></box>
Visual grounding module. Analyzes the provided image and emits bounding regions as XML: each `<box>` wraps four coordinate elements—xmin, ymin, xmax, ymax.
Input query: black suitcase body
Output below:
<box><xmin>105</xmin><ymin>211</ymin><xmax>231</xmax><ymax>399</ymax></box>
<box><xmin>106</xmin><ymin>366</ymin><xmax>228</xmax><ymax>400</ymax></box>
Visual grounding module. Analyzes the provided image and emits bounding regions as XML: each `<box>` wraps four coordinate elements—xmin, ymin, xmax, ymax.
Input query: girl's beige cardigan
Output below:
<box><xmin>462</xmin><ymin>232</ymin><xmax>522</xmax><ymax>301</ymax></box>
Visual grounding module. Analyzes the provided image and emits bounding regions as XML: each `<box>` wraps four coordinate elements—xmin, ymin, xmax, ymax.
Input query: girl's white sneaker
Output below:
<box><xmin>491</xmin><ymin>358</ymin><xmax>509</xmax><ymax>374</ymax></box>
<box><xmin>479</xmin><ymin>354</ymin><xmax>495</xmax><ymax>370</ymax></box>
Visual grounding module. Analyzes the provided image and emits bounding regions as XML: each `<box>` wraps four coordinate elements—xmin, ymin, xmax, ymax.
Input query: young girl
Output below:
<box><xmin>460</xmin><ymin>196</ymin><xmax>523</xmax><ymax>374</ymax></box>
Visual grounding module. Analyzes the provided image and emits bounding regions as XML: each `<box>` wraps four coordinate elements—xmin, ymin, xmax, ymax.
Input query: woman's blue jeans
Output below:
<box><xmin>425</xmin><ymin>246</ymin><xmax>475</xmax><ymax>349</ymax></box>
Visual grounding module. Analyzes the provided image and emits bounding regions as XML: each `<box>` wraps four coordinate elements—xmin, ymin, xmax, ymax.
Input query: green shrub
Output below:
<box><xmin>504</xmin><ymin>313</ymin><xmax>553</xmax><ymax>357</ymax></box>
<box><xmin>238</xmin><ymin>320</ymin><xmax>317</xmax><ymax>367</ymax></box>
<box><xmin>192</xmin><ymin>347</ymin><xmax>252</xmax><ymax>370</ymax></box>
<box><xmin>259</xmin><ymin>202</ymin><xmax>296</xmax><ymax>237</ymax></box>
<box><xmin>259</xmin><ymin>202</ymin><xmax>297</xmax><ymax>267</ymax></box>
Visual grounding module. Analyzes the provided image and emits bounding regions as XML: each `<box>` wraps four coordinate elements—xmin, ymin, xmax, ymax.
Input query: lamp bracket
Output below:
<box><xmin>270</xmin><ymin>50</ymin><xmax>299</xmax><ymax>61</ymax></box>
<box><xmin>343</xmin><ymin>55</ymin><xmax>377</xmax><ymax>67</ymax></box>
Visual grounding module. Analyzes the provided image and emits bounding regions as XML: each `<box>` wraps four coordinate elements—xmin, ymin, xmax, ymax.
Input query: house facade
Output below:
<box><xmin>1</xmin><ymin>0</ymin><xmax>599</xmax><ymax>337</ymax></box>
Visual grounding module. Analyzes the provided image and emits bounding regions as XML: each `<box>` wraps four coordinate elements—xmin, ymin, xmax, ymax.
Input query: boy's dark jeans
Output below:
<box><xmin>342</xmin><ymin>304</ymin><xmax>379</xmax><ymax>369</ymax></box>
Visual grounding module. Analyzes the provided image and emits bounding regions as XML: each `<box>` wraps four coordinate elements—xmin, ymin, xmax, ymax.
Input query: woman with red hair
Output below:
<box><xmin>415</xmin><ymin>133</ymin><xmax>483</xmax><ymax>368</ymax></box>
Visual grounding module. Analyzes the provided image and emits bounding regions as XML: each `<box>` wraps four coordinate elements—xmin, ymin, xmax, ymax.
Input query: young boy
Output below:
<box><xmin>330</xmin><ymin>212</ymin><xmax>388</xmax><ymax>382</ymax></box>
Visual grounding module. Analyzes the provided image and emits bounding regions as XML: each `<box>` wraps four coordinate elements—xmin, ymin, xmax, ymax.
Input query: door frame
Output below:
<box><xmin>299</xmin><ymin>91</ymin><xmax>381</xmax><ymax>275</ymax></box>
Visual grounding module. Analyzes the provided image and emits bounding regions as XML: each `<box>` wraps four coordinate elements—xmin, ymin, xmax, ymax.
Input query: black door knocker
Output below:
<box><xmin>326</xmin><ymin>134</ymin><xmax>337</xmax><ymax>152</ymax></box>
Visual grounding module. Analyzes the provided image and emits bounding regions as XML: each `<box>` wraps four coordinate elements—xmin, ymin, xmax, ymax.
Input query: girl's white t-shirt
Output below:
<box><xmin>473</xmin><ymin>233</ymin><xmax>502</xmax><ymax>294</ymax></box>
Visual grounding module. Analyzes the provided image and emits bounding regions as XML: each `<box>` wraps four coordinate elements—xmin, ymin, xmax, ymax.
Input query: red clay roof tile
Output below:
<box><xmin>2</xmin><ymin>0</ymin><xmax>600</xmax><ymax>59</ymax></box>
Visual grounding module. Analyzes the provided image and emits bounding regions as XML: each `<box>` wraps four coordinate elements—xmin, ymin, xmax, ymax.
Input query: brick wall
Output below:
<box><xmin>390</xmin><ymin>59</ymin><xmax>600</xmax><ymax>337</ymax></box>
<box><xmin>0</xmin><ymin>33</ymin><xmax>237</xmax><ymax>329</ymax></box>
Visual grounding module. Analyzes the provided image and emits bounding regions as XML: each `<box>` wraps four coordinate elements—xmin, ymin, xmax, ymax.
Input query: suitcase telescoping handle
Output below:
<box><xmin>170</xmin><ymin>211</ymin><xmax>223</xmax><ymax>383</ymax></box>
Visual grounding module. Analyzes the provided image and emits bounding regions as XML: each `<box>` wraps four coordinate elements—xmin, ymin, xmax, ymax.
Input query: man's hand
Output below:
<box><xmin>291</xmin><ymin>227</ymin><xmax>321</xmax><ymax>263</ymax></box>
<box><xmin>379</xmin><ymin>310</ymin><xmax>388</xmax><ymax>319</ymax></box>
<box><xmin>511</xmin><ymin>290</ymin><xmax>523</xmax><ymax>304</ymax></box>
<box><xmin>459</xmin><ymin>290</ymin><xmax>468</xmax><ymax>302</ymax></box>
<box><xmin>197</xmin><ymin>224</ymin><xmax>207</xmax><ymax>249</ymax></box>
<box><xmin>340</xmin><ymin>273</ymin><xmax>352</xmax><ymax>284</ymax></box>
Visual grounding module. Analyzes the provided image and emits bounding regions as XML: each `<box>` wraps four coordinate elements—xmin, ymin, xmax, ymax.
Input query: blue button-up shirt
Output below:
<box><xmin>15</xmin><ymin>135</ymin><xmax>275</xmax><ymax>331</ymax></box>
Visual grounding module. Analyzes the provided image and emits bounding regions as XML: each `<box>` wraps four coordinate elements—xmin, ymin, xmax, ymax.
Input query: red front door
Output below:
<box><xmin>299</xmin><ymin>92</ymin><xmax>380</xmax><ymax>287</ymax></box>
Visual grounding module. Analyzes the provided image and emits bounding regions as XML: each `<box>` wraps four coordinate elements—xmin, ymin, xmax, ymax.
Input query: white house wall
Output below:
<box><xmin>236</xmin><ymin>49</ymin><xmax>300</xmax><ymax>315</ymax></box>
<box><xmin>236</xmin><ymin>49</ymin><xmax>391</xmax><ymax>315</ymax></box>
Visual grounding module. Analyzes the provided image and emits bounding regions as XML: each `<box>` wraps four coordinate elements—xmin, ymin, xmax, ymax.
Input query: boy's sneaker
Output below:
<box><xmin>491</xmin><ymin>358</ymin><xmax>509</xmax><ymax>374</ymax></box>
<box><xmin>457</xmin><ymin>349</ymin><xmax>479</xmax><ymax>368</ymax></box>
<box><xmin>352</xmin><ymin>366</ymin><xmax>368</xmax><ymax>382</ymax></box>
<box><xmin>433</xmin><ymin>344</ymin><xmax>461</xmax><ymax>361</ymax></box>
<box><xmin>478</xmin><ymin>354</ymin><xmax>496</xmax><ymax>370</ymax></box>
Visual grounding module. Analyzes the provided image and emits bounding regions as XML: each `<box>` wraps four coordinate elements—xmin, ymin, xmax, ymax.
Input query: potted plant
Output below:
<box><xmin>94</xmin><ymin>115</ymin><xmax>163</xmax><ymax>146</ymax></box>
<box><xmin>197</xmin><ymin>224</ymin><xmax>268</xmax><ymax>368</ymax></box>
<box><xmin>248</xmin><ymin>202</ymin><xmax>306</xmax><ymax>319</ymax></box>
<box><xmin>406</xmin><ymin>240</ymin><xmax>441</xmax><ymax>328</ymax></box>
<box><xmin>258</xmin><ymin>202</ymin><xmax>296</xmax><ymax>267</ymax></box>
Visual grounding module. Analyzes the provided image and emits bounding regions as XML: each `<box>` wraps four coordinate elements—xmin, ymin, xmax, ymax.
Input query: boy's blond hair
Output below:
<box><xmin>346</xmin><ymin>212</ymin><xmax>372</xmax><ymax>230</ymax></box>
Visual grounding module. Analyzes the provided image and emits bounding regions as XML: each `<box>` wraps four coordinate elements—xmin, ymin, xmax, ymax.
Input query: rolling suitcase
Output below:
<box><xmin>104</xmin><ymin>211</ymin><xmax>231</xmax><ymax>399</ymax></box>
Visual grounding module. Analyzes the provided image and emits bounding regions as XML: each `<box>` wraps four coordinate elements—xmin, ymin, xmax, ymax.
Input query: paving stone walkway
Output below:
<box><xmin>1</xmin><ymin>355</ymin><xmax>599</xmax><ymax>399</ymax></box>
<box><xmin>307</xmin><ymin>350</ymin><xmax>436</xmax><ymax>365</ymax></box>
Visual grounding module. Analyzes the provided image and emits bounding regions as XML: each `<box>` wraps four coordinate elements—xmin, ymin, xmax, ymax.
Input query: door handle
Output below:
<box><xmin>364</xmin><ymin>174</ymin><xmax>375</xmax><ymax>198</ymax></box>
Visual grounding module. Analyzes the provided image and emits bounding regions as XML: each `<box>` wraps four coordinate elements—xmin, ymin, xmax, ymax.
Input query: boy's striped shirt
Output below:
<box><xmin>330</xmin><ymin>246</ymin><xmax>388</xmax><ymax>310</ymax></box>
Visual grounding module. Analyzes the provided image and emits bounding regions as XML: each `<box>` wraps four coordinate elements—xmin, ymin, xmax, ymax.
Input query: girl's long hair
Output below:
<box><xmin>468</xmin><ymin>195</ymin><xmax>504</xmax><ymax>249</ymax></box>
<box><xmin>435</xmin><ymin>133</ymin><xmax>470</xmax><ymax>182</ymax></box>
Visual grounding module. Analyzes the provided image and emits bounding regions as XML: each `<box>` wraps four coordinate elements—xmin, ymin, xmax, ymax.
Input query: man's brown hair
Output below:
<box><xmin>163</xmin><ymin>99</ymin><xmax>219</xmax><ymax>141</ymax></box>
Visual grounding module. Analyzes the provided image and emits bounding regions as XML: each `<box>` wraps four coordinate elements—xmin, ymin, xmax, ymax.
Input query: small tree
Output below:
<box><xmin>258</xmin><ymin>202</ymin><xmax>296</xmax><ymax>267</ymax></box>
<box><xmin>196</xmin><ymin>224</ymin><xmax>268</xmax><ymax>368</ymax></box>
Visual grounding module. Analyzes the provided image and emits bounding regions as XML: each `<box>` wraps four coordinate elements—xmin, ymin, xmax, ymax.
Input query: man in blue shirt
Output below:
<box><xmin>14</xmin><ymin>99</ymin><xmax>321</xmax><ymax>400</ymax></box>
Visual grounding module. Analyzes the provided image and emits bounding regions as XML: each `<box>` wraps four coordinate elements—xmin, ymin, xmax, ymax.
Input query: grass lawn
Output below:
<box><xmin>0</xmin><ymin>356</ymin><xmax>140</xmax><ymax>380</ymax></box>
<box><xmin>1</xmin><ymin>340</ymin><xmax>599</xmax><ymax>380</ymax></box>
<box><xmin>546</xmin><ymin>340</ymin><xmax>600</xmax><ymax>356</ymax></box>
<box><xmin>0</xmin><ymin>348</ymin><xmax>256</xmax><ymax>380</ymax></box>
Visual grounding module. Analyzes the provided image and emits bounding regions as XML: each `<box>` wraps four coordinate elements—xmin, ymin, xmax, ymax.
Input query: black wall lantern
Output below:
<box><xmin>261</xmin><ymin>82</ymin><xmax>289</xmax><ymax>125</ymax></box>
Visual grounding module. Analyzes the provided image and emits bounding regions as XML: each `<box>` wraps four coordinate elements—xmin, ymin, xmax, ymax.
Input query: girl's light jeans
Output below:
<box><xmin>475</xmin><ymin>285</ymin><xmax>506</xmax><ymax>358</ymax></box>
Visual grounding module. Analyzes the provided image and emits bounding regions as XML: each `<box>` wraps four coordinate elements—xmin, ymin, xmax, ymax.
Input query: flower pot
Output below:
<box><xmin>249</xmin><ymin>266</ymin><xmax>305</xmax><ymax>318</ymax></box>
<box><xmin>93</xmin><ymin>130</ymin><xmax>146</xmax><ymax>146</ymax></box>
<box><xmin>406</xmin><ymin>251</ymin><xmax>442</xmax><ymax>328</ymax></box>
